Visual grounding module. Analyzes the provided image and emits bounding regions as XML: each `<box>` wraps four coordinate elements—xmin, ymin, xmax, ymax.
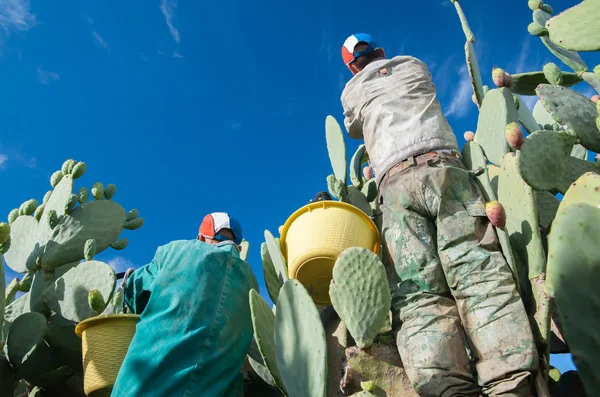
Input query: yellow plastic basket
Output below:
<box><xmin>75</xmin><ymin>314</ymin><xmax>140</xmax><ymax>396</ymax></box>
<box><xmin>280</xmin><ymin>200</ymin><xmax>380</xmax><ymax>305</ymax></box>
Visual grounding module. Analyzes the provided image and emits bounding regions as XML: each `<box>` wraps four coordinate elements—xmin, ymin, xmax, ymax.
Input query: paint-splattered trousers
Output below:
<box><xmin>378</xmin><ymin>153</ymin><xmax>538</xmax><ymax>397</ymax></box>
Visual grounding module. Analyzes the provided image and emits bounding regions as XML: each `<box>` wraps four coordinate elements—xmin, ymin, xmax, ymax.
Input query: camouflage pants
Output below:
<box><xmin>379</xmin><ymin>155</ymin><xmax>538</xmax><ymax>397</ymax></box>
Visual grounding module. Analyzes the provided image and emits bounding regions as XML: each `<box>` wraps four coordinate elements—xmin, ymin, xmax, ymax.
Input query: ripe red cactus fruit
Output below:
<box><xmin>505</xmin><ymin>122</ymin><xmax>525</xmax><ymax>150</ymax></box>
<box><xmin>590</xmin><ymin>95</ymin><xmax>599</xmax><ymax>104</ymax></box>
<box><xmin>485</xmin><ymin>200</ymin><xmax>507</xmax><ymax>229</ymax></box>
<box><xmin>464</xmin><ymin>131</ymin><xmax>475</xmax><ymax>141</ymax></box>
<box><xmin>492</xmin><ymin>67</ymin><xmax>513</xmax><ymax>88</ymax></box>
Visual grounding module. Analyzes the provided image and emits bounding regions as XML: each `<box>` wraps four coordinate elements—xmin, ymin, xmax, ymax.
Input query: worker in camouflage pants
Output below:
<box><xmin>339</xmin><ymin>33</ymin><xmax>538</xmax><ymax>396</ymax></box>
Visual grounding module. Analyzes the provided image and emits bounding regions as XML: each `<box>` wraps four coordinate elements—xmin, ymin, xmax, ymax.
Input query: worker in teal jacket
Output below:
<box><xmin>111</xmin><ymin>212</ymin><xmax>258</xmax><ymax>397</ymax></box>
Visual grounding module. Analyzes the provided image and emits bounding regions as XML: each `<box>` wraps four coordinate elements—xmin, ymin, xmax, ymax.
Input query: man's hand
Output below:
<box><xmin>121</xmin><ymin>268</ymin><xmax>135</xmax><ymax>289</ymax></box>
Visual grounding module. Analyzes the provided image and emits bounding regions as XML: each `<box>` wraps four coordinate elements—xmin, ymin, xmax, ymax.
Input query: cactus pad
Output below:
<box><xmin>536</xmin><ymin>191</ymin><xmax>560</xmax><ymax>232</ymax></box>
<box><xmin>124</xmin><ymin>217</ymin><xmax>144</xmax><ymax>230</ymax></box>
<box><xmin>544</xmin><ymin>0</ymin><xmax>600</xmax><ymax>52</ymax></box>
<box><xmin>104</xmin><ymin>183</ymin><xmax>116</xmax><ymax>200</ymax></box>
<box><xmin>465</xmin><ymin>41</ymin><xmax>485</xmax><ymax>107</ymax></box>
<box><xmin>264</xmin><ymin>230</ymin><xmax>288</xmax><ymax>282</ymax></box>
<box><xmin>474</xmin><ymin>88</ymin><xmax>520</xmax><ymax>165</ymax></box>
<box><xmin>329</xmin><ymin>248</ymin><xmax>391</xmax><ymax>349</ymax></box>
<box><xmin>3</xmin><ymin>216</ymin><xmax>39</xmax><ymax>273</ymax></box>
<box><xmin>325</xmin><ymin>115</ymin><xmax>348</xmax><ymax>185</ymax></box>
<box><xmin>517</xmin><ymin>97</ymin><xmax>542</xmax><ymax>134</ymax></box>
<box><xmin>499</xmin><ymin>153</ymin><xmax>545</xmax><ymax>281</ymax></box>
<box><xmin>347</xmin><ymin>186</ymin><xmax>373</xmax><ymax>216</ymax></box>
<box><xmin>261</xmin><ymin>241</ymin><xmax>283</xmax><ymax>304</ymax></box>
<box><xmin>517</xmin><ymin>129</ymin><xmax>577</xmax><ymax>190</ymax></box>
<box><xmin>533</xmin><ymin>9</ymin><xmax>587</xmax><ymax>73</ymax></box>
<box><xmin>536</xmin><ymin>84</ymin><xmax>600</xmax><ymax>152</ymax></box>
<box><xmin>509</xmin><ymin>71</ymin><xmax>580</xmax><ymax>95</ymax></box>
<box><xmin>555</xmin><ymin>156</ymin><xmax>600</xmax><ymax>194</ymax></box>
<box><xmin>111</xmin><ymin>238</ymin><xmax>128</xmax><ymax>251</ymax></box>
<box><xmin>327</xmin><ymin>174</ymin><xmax>346</xmax><ymax>200</ymax></box>
<box><xmin>37</xmin><ymin>175</ymin><xmax>74</xmax><ymax>248</ymax></box>
<box><xmin>545</xmin><ymin>203</ymin><xmax>600</xmax><ymax>396</ymax></box>
<box><xmin>274</xmin><ymin>279</ymin><xmax>327</xmax><ymax>397</ymax></box>
<box><xmin>41</xmin><ymin>260</ymin><xmax>116</xmax><ymax>322</ymax></box>
<box><xmin>350</xmin><ymin>145</ymin><xmax>367</xmax><ymax>189</ymax></box>
<box><xmin>40</xmin><ymin>200</ymin><xmax>126</xmax><ymax>270</ymax></box>
<box><xmin>557</xmin><ymin>172</ymin><xmax>600</xmax><ymax>212</ymax></box>
<box><xmin>6</xmin><ymin>312</ymin><xmax>48</xmax><ymax>374</ymax></box>
<box><xmin>249</xmin><ymin>289</ymin><xmax>287</xmax><ymax>394</ymax></box>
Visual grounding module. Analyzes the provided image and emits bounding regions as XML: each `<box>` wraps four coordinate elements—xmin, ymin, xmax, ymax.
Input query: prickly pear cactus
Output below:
<box><xmin>0</xmin><ymin>158</ymin><xmax>143</xmax><ymax>396</ymax></box>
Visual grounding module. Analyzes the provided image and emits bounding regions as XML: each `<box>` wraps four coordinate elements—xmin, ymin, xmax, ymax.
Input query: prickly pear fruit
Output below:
<box><xmin>492</xmin><ymin>68</ymin><xmax>512</xmax><ymax>88</ymax></box>
<box><xmin>65</xmin><ymin>194</ymin><xmax>78</xmax><ymax>213</ymax></box>
<box><xmin>47</xmin><ymin>209</ymin><xmax>59</xmax><ymax>230</ymax></box>
<box><xmin>543</xmin><ymin>63</ymin><xmax>562</xmax><ymax>85</ymax></box>
<box><xmin>505</xmin><ymin>122</ymin><xmax>525</xmax><ymax>149</ymax></box>
<box><xmin>34</xmin><ymin>204</ymin><xmax>45</xmax><ymax>221</ymax></box>
<box><xmin>19</xmin><ymin>199</ymin><xmax>38</xmax><ymax>216</ymax></box>
<box><xmin>84</xmin><ymin>239</ymin><xmax>96</xmax><ymax>261</ymax></box>
<box><xmin>124</xmin><ymin>217</ymin><xmax>144</xmax><ymax>230</ymax></box>
<box><xmin>111</xmin><ymin>238</ymin><xmax>129</xmax><ymax>250</ymax></box>
<box><xmin>91</xmin><ymin>182</ymin><xmax>104</xmax><ymax>200</ymax></box>
<box><xmin>61</xmin><ymin>159</ymin><xmax>74</xmax><ymax>174</ymax></box>
<box><xmin>50</xmin><ymin>170</ymin><xmax>64</xmax><ymax>188</ymax></box>
<box><xmin>112</xmin><ymin>289</ymin><xmax>124</xmax><ymax>308</ymax></box>
<box><xmin>528</xmin><ymin>0</ymin><xmax>542</xmax><ymax>10</ymax></box>
<box><xmin>71</xmin><ymin>161</ymin><xmax>86</xmax><ymax>179</ymax></box>
<box><xmin>77</xmin><ymin>187</ymin><xmax>88</xmax><ymax>204</ymax></box>
<box><xmin>88</xmin><ymin>289</ymin><xmax>105</xmax><ymax>314</ymax></box>
<box><xmin>596</xmin><ymin>153</ymin><xmax>600</xmax><ymax>163</ymax></box>
<box><xmin>485</xmin><ymin>200</ymin><xmax>506</xmax><ymax>229</ymax></box>
<box><xmin>527</xmin><ymin>22</ymin><xmax>548</xmax><ymax>37</ymax></box>
<box><xmin>0</xmin><ymin>222</ymin><xmax>10</xmax><ymax>245</ymax></box>
<box><xmin>540</xmin><ymin>3</ymin><xmax>552</xmax><ymax>14</ymax></box>
<box><xmin>464</xmin><ymin>131</ymin><xmax>475</xmax><ymax>141</ymax></box>
<box><xmin>363</xmin><ymin>166</ymin><xmax>373</xmax><ymax>180</ymax></box>
<box><xmin>104</xmin><ymin>184</ymin><xmax>116</xmax><ymax>200</ymax></box>
<box><xmin>592</xmin><ymin>95</ymin><xmax>600</xmax><ymax>104</ymax></box>
<box><xmin>7</xmin><ymin>209</ymin><xmax>18</xmax><ymax>224</ymax></box>
<box><xmin>126</xmin><ymin>209</ymin><xmax>139</xmax><ymax>221</ymax></box>
<box><xmin>42</xmin><ymin>191</ymin><xmax>52</xmax><ymax>204</ymax></box>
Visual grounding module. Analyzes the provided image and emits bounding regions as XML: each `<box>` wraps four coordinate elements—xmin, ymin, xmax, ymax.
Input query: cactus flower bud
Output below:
<box><xmin>7</xmin><ymin>209</ymin><xmax>18</xmax><ymax>224</ymax></box>
<box><xmin>104</xmin><ymin>183</ymin><xmax>117</xmax><ymax>200</ymax></box>
<box><xmin>505</xmin><ymin>122</ymin><xmax>525</xmax><ymax>149</ymax></box>
<box><xmin>528</xmin><ymin>0</ymin><xmax>542</xmax><ymax>10</ymax></box>
<box><xmin>543</xmin><ymin>62</ymin><xmax>562</xmax><ymax>85</ymax></box>
<box><xmin>492</xmin><ymin>68</ymin><xmax>512</xmax><ymax>88</ymax></box>
<box><xmin>84</xmin><ymin>238</ymin><xmax>97</xmax><ymax>261</ymax></box>
<box><xmin>88</xmin><ymin>289</ymin><xmax>105</xmax><ymax>314</ymax></box>
<box><xmin>485</xmin><ymin>200</ymin><xmax>506</xmax><ymax>229</ymax></box>
<box><xmin>464</xmin><ymin>131</ymin><xmax>475</xmax><ymax>141</ymax></box>
<box><xmin>71</xmin><ymin>161</ymin><xmax>87</xmax><ymax>179</ymax></box>
<box><xmin>0</xmin><ymin>222</ymin><xmax>10</xmax><ymax>245</ymax></box>
<box><xmin>91</xmin><ymin>182</ymin><xmax>104</xmax><ymax>200</ymax></box>
<box><xmin>50</xmin><ymin>170</ymin><xmax>64</xmax><ymax>188</ymax></box>
<box><xmin>363</xmin><ymin>166</ymin><xmax>374</xmax><ymax>180</ymax></box>
<box><xmin>527</xmin><ymin>22</ymin><xmax>548</xmax><ymax>37</ymax></box>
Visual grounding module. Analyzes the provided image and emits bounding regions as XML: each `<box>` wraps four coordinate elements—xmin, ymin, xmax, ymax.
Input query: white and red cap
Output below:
<box><xmin>341</xmin><ymin>33</ymin><xmax>384</xmax><ymax>66</ymax></box>
<box><xmin>198</xmin><ymin>212</ymin><xmax>243</xmax><ymax>245</ymax></box>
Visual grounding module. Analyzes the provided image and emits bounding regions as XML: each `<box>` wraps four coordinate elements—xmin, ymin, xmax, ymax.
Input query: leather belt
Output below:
<box><xmin>378</xmin><ymin>149</ymin><xmax>461</xmax><ymax>193</ymax></box>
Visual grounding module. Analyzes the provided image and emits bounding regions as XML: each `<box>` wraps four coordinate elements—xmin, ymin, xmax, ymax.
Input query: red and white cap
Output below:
<box><xmin>341</xmin><ymin>33</ymin><xmax>384</xmax><ymax>66</ymax></box>
<box><xmin>198</xmin><ymin>212</ymin><xmax>243</xmax><ymax>245</ymax></box>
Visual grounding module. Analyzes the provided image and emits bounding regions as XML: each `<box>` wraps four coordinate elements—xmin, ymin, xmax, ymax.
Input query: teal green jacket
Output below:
<box><xmin>111</xmin><ymin>239</ymin><xmax>258</xmax><ymax>397</ymax></box>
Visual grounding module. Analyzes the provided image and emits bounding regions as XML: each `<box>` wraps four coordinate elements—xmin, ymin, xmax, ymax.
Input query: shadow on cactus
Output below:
<box><xmin>1</xmin><ymin>158</ymin><xmax>144</xmax><ymax>396</ymax></box>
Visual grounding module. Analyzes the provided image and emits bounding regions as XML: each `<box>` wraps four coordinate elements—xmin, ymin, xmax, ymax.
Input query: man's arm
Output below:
<box><xmin>123</xmin><ymin>247</ymin><xmax>163</xmax><ymax>314</ymax></box>
<box><xmin>342</xmin><ymin>98</ymin><xmax>364</xmax><ymax>140</ymax></box>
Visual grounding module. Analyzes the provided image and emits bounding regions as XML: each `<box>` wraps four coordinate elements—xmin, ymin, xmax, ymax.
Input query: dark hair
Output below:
<box><xmin>351</xmin><ymin>42</ymin><xmax>385</xmax><ymax>71</ymax></box>
<box><xmin>310</xmin><ymin>191</ymin><xmax>332</xmax><ymax>203</ymax></box>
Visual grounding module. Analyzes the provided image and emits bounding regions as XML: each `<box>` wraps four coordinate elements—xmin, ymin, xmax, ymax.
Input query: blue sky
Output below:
<box><xmin>1</xmin><ymin>0</ymin><xmax>599</xmax><ymax>375</ymax></box>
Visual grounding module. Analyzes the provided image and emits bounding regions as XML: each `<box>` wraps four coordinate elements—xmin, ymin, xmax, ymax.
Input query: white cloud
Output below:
<box><xmin>36</xmin><ymin>66</ymin><xmax>59</xmax><ymax>84</ymax></box>
<box><xmin>173</xmin><ymin>50</ymin><xmax>183</xmax><ymax>59</ymax></box>
<box><xmin>108</xmin><ymin>256</ymin><xmax>136</xmax><ymax>273</ymax></box>
<box><xmin>444</xmin><ymin>65</ymin><xmax>473</xmax><ymax>119</ymax></box>
<box><xmin>92</xmin><ymin>31</ymin><xmax>108</xmax><ymax>50</ymax></box>
<box><xmin>160</xmin><ymin>0</ymin><xmax>180</xmax><ymax>43</ymax></box>
<box><xmin>0</xmin><ymin>153</ymin><xmax>7</xmax><ymax>167</ymax></box>
<box><xmin>0</xmin><ymin>0</ymin><xmax>37</xmax><ymax>35</ymax></box>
